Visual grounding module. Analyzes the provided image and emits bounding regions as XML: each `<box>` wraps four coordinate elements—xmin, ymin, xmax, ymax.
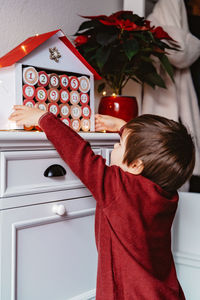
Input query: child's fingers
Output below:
<box><xmin>14</xmin><ymin>119</ymin><xmax>24</xmax><ymax>125</ymax></box>
<box><xmin>9</xmin><ymin>116</ymin><xmax>22</xmax><ymax>124</ymax></box>
<box><xmin>9</xmin><ymin>109</ymin><xmax>27</xmax><ymax>116</ymax></box>
<box><xmin>95</xmin><ymin>114</ymin><xmax>105</xmax><ymax>121</ymax></box>
<box><xmin>95</xmin><ymin>126</ymin><xmax>103</xmax><ymax>132</ymax></box>
<box><xmin>95</xmin><ymin>114</ymin><xmax>107</xmax><ymax>118</ymax></box>
<box><xmin>9</xmin><ymin>114</ymin><xmax>23</xmax><ymax>122</ymax></box>
<box><xmin>94</xmin><ymin>115</ymin><xmax>100</xmax><ymax>122</ymax></box>
<box><xmin>9</xmin><ymin>112</ymin><xmax>17</xmax><ymax>119</ymax></box>
<box><xmin>95</xmin><ymin>122</ymin><xmax>106</xmax><ymax>130</ymax></box>
<box><xmin>95</xmin><ymin>120</ymin><xmax>105</xmax><ymax>127</ymax></box>
<box><xmin>13</xmin><ymin>105</ymin><xmax>27</xmax><ymax>110</ymax></box>
<box><xmin>95</xmin><ymin>121</ymin><xmax>104</xmax><ymax>129</ymax></box>
<box><xmin>9</xmin><ymin>110</ymin><xmax>29</xmax><ymax>123</ymax></box>
<box><xmin>10</xmin><ymin>114</ymin><xmax>31</xmax><ymax>126</ymax></box>
<box><xmin>9</xmin><ymin>111</ymin><xmax>22</xmax><ymax>119</ymax></box>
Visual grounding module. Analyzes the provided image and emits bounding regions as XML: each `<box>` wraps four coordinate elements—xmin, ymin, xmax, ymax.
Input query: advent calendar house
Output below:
<box><xmin>0</xmin><ymin>29</ymin><xmax>101</xmax><ymax>131</ymax></box>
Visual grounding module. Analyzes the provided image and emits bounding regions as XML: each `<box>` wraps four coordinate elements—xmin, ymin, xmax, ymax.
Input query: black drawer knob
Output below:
<box><xmin>44</xmin><ymin>164</ymin><xmax>66</xmax><ymax>177</ymax></box>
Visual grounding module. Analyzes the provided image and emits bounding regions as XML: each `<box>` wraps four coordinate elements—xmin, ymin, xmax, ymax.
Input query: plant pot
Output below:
<box><xmin>98</xmin><ymin>95</ymin><xmax>138</xmax><ymax>122</ymax></box>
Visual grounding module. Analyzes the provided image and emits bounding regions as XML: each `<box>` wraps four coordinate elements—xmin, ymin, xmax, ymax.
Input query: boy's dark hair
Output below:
<box><xmin>122</xmin><ymin>114</ymin><xmax>195</xmax><ymax>193</ymax></box>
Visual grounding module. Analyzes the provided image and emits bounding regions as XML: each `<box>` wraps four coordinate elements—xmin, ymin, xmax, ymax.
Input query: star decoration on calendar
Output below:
<box><xmin>49</xmin><ymin>47</ymin><xmax>61</xmax><ymax>63</ymax></box>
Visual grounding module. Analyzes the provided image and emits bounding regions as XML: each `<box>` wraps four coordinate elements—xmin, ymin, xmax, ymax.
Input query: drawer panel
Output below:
<box><xmin>1</xmin><ymin>196</ymin><xmax>97</xmax><ymax>300</ymax></box>
<box><xmin>0</xmin><ymin>148</ymin><xmax>101</xmax><ymax>197</ymax></box>
<box><xmin>102</xmin><ymin>148</ymin><xmax>113</xmax><ymax>166</ymax></box>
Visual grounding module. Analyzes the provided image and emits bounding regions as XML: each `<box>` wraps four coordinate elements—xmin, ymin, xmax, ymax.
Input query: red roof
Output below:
<box><xmin>0</xmin><ymin>29</ymin><xmax>101</xmax><ymax>80</ymax></box>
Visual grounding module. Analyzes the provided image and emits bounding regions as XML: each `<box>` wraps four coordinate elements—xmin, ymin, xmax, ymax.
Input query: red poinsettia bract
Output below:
<box><xmin>74</xmin><ymin>35</ymin><xmax>89</xmax><ymax>46</ymax></box>
<box><xmin>151</xmin><ymin>26</ymin><xmax>175</xmax><ymax>41</ymax></box>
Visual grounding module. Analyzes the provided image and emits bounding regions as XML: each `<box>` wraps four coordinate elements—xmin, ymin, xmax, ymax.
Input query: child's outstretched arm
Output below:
<box><xmin>9</xmin><ymin>106</ymin><xmax>120</xmax><ymax>207</ymax></box>
<box><xmin>95</xmin><ymin>114</ymin><xmax>126</xmax><ymax>132</ymax></box>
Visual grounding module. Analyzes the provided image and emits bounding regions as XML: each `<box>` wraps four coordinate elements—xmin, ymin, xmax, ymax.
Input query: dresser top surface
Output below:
<box><xmin>0</xmin><ymin>130</ymin><xmax>119</xmax><ymax>150</ymax></box>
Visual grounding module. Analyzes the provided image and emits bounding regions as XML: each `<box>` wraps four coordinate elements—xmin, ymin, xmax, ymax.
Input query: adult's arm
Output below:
<box><xmin>148</xmin><ymin>0</ymin><xmax>200</xmax><ymax>68</ymax></box>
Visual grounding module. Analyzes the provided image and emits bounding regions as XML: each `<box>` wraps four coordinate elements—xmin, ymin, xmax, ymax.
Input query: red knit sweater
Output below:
<box><xmin>39</xmin><ymin>113</ymin><xmax>185</xmax><ymax>300</ymax></box>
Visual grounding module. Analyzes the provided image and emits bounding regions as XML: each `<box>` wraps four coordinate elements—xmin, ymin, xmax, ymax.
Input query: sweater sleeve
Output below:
<box><xmin>39</xmin><ymin>112</ymin><xmax>118</xmax><ymax>207</ymax></box>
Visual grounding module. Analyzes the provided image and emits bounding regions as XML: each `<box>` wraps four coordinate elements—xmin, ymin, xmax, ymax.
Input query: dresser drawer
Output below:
<box><xmin>1</xmin><ymin>195</ymin><xmax>97</xmax><ymax>300</ymax></box>
<box><xmin>0</xmin><ymin>149</ymin><xmax>101</xmax><ymax>197</ymax></box>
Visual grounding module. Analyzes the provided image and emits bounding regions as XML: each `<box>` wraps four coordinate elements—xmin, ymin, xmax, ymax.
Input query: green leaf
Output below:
<box><xmin>131</xmin><ymin>32</ymin><xmax>146</xmax><ymax>41</ymax></box>
<box><xmin>77</xmin><ymin>20</ymin><xmax>95</xmax><ymax>32</ymax></box>
<box><xmin>155</xmin><ymin>40</ymin><xmax>179</xmax><ymax>51</ymax></box>
<box><xmin>95</xmin><ymin>47</ymin><xmax>111</xmax><ymax>70</ymax></box>
<box><xmin>131</xmin><ymin>14</ymin><xmax>145</xmax><ymax>25</ymax></box>
<box><xmin>159</xmin><ymin>54</ymin><xmax>174</xmax><ymax>82</ymax></box>
<box><xmin>96</xmin><ymin>32</ymin><xmax>118</xmax><ymax>46</ymax></box>
<box><xmin>75</xmin><ymin>28</ymin><xmax>95</xmax><ymax>37</ymax></box>
<box><xmin>130</xmin><ymin>76</ymin><xmax>141</xmax><ymax>84</ymax></box>
<box><xmin>144</xmin><ymin>72</ymin><xmax>166</xmax><ymax>88</ymax></box>
<box><xmin>145</xmin><ymin>31</ymin><xmax>155</xmax><ymax>42</ymax></box>
<box><xmin>123</xmin><ymin>39</ymin><xmax>139</xmax><ymax>61</ymax></box>
<box><xmin>140</xmin><ymin>56</ymin><xmax>153</xmax><ymax>63</ymax></box>
<box><xmin>141</xmin><ymin>47</ymin><xmax>153</xmax><ymax>53</ymax></box>
<box><xmin>144</xmin><ymin>80</ymin><xmax>155</xmax><ymax>89</ymax></box>
<box><xmin>140</xmin><ymin>61</ymin><xmax>157</xmax><ymax>74</ymax></box>
<box><xmin>97</xmin><ymin>82</ymin><xmax>106</xmax><ymax>93</ymax></box>
<box><xmin>82</xmin><ymin>45</ymin><xmax>99</xmax><ymax>54</ymax></box>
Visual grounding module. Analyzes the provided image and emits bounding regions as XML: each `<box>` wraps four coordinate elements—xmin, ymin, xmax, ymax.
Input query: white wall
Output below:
<box><xmin>0</xmin><ymin>0</ymin><xmax>123</xmax><ymax>57</ymax></box>
<box><xmin>123</xmin><ymin>0</ymin><xmax>145</xmax><ymax>16</ymax></box>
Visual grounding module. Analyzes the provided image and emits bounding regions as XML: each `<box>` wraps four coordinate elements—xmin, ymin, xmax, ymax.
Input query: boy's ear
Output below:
<box><xmin>130</xmin><ymin>159</ymin><xmax>144</xmax><ymax>175</ymax></box>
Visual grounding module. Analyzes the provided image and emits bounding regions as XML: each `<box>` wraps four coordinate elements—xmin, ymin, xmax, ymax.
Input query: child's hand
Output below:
<box><xmin>9</xmin><ymin>105</ymin><xmax>46</xmax><ymax>127</ymax></box>
<box><xmin>95</xmin><ymin>114</ymin><xmax>126</xmax><ymax>132</ymax></box>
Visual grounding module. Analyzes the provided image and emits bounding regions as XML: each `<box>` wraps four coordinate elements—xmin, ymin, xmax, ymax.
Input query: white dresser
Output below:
<box><xmin>0</xmin><ymin>131</ymin><xmax>119</xmax><ymax>300</ymax></box>
<box><xmin>1</xmin><ymin>131</ymin><xmax>200</xmax><ymax>300</ymax></box>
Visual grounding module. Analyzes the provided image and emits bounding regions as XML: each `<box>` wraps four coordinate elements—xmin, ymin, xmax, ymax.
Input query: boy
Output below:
<box><xmin>9</xmin><ymin>106</ymin><xmax>195</xmax><ymax>299</ymax></box>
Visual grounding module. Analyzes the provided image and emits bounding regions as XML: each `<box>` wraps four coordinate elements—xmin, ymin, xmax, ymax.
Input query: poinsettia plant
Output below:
<box><xmin>74</xmin><ymin>11</ymin><xmax>179</xmax><ymax>95</ymax></box>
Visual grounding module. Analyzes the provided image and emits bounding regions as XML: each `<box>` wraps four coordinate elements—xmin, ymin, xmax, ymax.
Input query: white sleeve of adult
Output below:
<box><xmin>161</xmin><ymin>25</ymin><xmax>200</xmax><ymax>69</ymax></box>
